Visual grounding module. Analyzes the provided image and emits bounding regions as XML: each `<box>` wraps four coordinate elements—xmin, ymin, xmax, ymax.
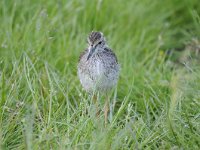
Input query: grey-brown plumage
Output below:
<box><xmin>88</xmin><ymin>32</ymin><xmax>102</xmax><ymax>44</ymax></box>
<box><xmin>78</xmin><ymin>31</ymin><xmax>120</xmax><ymax>94</ymax></box>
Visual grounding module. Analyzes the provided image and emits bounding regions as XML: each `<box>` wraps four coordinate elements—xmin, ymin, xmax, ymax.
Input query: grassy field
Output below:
<box><xmin>0</xmin><ymin>0</ymin><xmax>200</xmax><ymax>149</ymax></box>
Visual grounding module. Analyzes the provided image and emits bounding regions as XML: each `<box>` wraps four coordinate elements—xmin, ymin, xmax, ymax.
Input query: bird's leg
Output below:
<box><xmin>104</xmin><ymin>95</ymin><xmax>110</xmax><ymax>125</ymax></box>
<box><xmin>93</xmin><ymin>94</ymin><xmax>100</xmax><ymax>117</ymax></box>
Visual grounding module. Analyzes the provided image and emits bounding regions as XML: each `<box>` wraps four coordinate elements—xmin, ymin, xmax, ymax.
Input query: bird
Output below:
<box><xmin>78</xmin><ymin>31</ymin><xmax>120</xmax><ymax>124</ymax></box>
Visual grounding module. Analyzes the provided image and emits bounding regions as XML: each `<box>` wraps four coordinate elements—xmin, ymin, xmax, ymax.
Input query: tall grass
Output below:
<box><xmin>0</xmin><ymin>0</ymin><xmax>200</xmax><ymax>149</ymax></box>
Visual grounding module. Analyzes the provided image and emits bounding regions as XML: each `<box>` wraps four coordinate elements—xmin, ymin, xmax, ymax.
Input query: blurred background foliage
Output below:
<box><xmin>0</xmin><ymin>0</ymin><xmax>200</xmax><ymax>149</ymax></box>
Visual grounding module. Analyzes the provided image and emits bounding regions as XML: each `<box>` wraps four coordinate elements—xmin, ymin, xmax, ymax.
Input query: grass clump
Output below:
<box><xmin>0</xmin><ymin>0</ymin><xmax>200</xmax><ymax>149</ymax></box>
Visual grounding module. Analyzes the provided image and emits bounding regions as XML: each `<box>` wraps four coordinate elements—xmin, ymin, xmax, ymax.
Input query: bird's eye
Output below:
<box><xmin>98</xmin><ymin>41</ymin><xmax>102</xmax><ymax>44</ymax></box>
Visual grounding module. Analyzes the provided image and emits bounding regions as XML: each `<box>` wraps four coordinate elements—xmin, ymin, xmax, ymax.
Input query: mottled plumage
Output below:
<box><xmin>78</xmin><ymin>31</ymin><xmax>120</xmax><ymax>93</ymax></box>
<box><xmin>88</xmin><ymin>32</ymin><xmax>102</xmax><ymax>44</ymax></box>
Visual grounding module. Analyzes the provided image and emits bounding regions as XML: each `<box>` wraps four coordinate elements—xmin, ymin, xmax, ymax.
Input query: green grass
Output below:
<box><xmin>0</xmin><ymin>0</ymin><xmax>200</xmax><ymax>149</ymax></box>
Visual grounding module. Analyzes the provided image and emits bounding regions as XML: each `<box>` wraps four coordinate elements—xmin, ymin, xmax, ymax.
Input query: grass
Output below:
<box><xmin>0</xmin><ymin>0</ymin><xmax>200</xmax><ymax>149</ymax></box>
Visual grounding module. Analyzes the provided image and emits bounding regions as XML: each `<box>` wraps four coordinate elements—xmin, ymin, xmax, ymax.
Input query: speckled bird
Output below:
<box><xmin>78</xmin><ymin>31</ymin><xmax>120</xmax><ymax>123</ymax></box>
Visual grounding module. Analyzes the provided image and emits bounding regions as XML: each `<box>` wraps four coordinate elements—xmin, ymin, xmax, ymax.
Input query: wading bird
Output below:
<box><xmin>78</xmin><ymin>31</ymin><xmax>120</xmax><ymax>124</ymax></box>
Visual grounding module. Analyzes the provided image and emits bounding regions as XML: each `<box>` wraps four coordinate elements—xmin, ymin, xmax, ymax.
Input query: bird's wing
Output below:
<box><xmin>79</xmin><ymin>48</ymin><xmax>88</xmax><ymax>61</ymax></box>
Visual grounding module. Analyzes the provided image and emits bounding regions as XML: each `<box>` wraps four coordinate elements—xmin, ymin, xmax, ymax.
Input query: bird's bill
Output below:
<box><xmin>87</xmin><ymin>46</ymin><xmax>95</xmax><ymax>60</ymax></box>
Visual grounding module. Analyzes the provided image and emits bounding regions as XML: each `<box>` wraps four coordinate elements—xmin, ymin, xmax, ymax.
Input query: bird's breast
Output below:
<box><xmin>96</xmin><ymin>59</ymin><xmax>103</xmax><ymax>75</ymax></box>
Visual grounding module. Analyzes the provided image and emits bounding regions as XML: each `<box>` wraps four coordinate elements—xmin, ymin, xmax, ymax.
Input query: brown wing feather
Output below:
<box><xmin>104</xmin><ymin>47</ymin><xmax>118</xmax><ymax>63</ymax></box>
<box><xmin>79</xmin><ymin>49</ymin><xmax>88</xmax><ymax>61</ymax></box>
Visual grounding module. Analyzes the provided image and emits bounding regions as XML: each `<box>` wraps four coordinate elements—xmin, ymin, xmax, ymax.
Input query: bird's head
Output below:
<box><xmin>87</xmin><ymin>31</ymin><xmax>106</xmax><ymax>60</ymax></box>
